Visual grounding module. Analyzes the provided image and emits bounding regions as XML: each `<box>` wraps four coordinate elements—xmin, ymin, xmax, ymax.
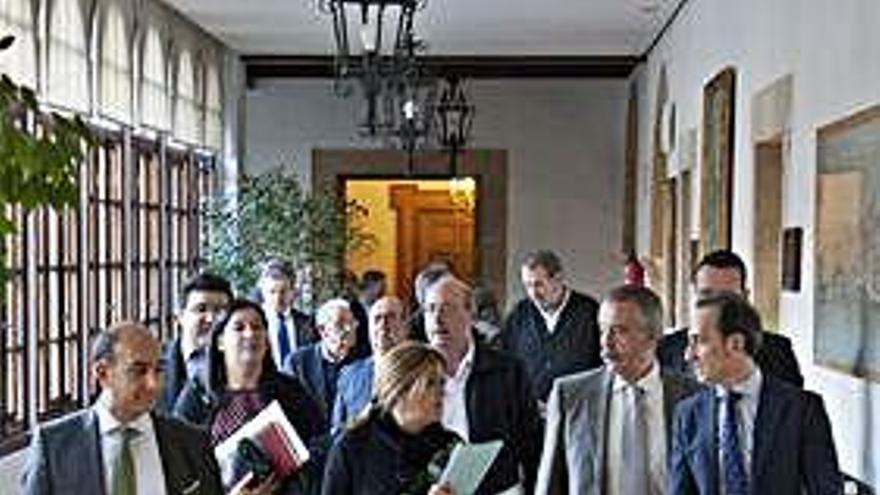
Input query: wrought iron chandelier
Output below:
<box><xmin>321</xmin><ymin>0</ymin><xmax>474</xmax><ymax>174</ymax></box>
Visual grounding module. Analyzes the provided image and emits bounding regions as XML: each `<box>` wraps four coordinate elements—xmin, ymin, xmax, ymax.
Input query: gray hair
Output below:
<box><xmin>602</xmin><ymin>285</ymin><xmax>664</xmax><ymax>339</ymax></box>
<box><xmin>315</xmin><ymin>298</ymin><xmax>352</xmax><ymax>328</ymax></box>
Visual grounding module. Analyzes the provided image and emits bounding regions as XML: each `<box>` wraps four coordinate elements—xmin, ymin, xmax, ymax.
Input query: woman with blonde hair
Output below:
<box><xmin>322</xmin><ymin>341</ymin><xmax>457</xmax><ymax>495</ymax></box>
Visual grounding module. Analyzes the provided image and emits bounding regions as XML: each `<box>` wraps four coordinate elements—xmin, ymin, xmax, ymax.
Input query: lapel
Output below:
<box><xmin>311</xmin><ymin>345</ymin><xmax>329</xmax><ymax>412</ymax></box>
<box><xmin>751</xmin><ymin>377</ymin><xmax>789</xmax><ymax>487</ymax></box>
<box><xmin>82</xmin><ymin>409</ymin><xmax>108</xmax><ymax>495</ymax></box>
<box><xmin>464</xmin><ymin>345</ymin><xmax>485</xmax><ymax>435</ymax></box>
<box><xmin>591</xmin><ymin>370</ymin><xmax>613</xmax><ymax>493</ymax></box>
<box><xmin>154</xmin><ymin>413</ymin><xmax>204</xmax><ymax>495</ymax></box>
<box><xmin>661</xmin><ymin>376</ymin><xmax>676</xmax><ymax>452</ymax></box>
<box><xmin>695</xmin><ymin>391</ymin><xmax>720</xmax><ymax>495</ymax></box>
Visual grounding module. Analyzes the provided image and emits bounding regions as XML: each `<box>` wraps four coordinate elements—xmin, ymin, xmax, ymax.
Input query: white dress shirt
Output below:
<box><xmin>264</xmin><ymin>306</ymin><xmax>301</xmax><ymax>367</ymax></box>
<box><xmin>442</xmin><ymin>344</ymin><xmax>475</xmax><ymax>442</ymax></box>
<box><xmin>534</xmin><ymin>288</ymin><xmax>571</xmax><ymax>334</ymax></box>
<box><xmin>607</xmin><ymin>362</ymin><xmax>666</xmax><ymax>495</ymax></box>
<box><xmin>94</xmin><ymin>400</ymin><xmax>168</xmax><ymax>495</ymax></box>
<box><xmin>716</xmin><ymin>365</ymin><xmax>762</xmax><ymax>494</ymax></box>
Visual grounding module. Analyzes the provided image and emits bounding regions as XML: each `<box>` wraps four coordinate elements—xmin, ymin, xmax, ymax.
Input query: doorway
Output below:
<box><xmin>313</xmin><ymin>148</ymin><xmax>508</xmax><ymax>307</ymax></box>
<box><xmin>345</xmin><ymin>179</ymin><xmax>477</xmax><ymax>307</ymax></box>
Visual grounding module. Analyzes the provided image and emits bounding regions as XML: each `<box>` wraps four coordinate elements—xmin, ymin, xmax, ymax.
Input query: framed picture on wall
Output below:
<box><xmin>814</xmin><ymin>104</ymin><xmax>880</xmax><ymax>381</ymax></box>
<box><xmin>699</xmin><ymin>67</ymin><xmax>737</xmax><ymax>257</ymax></box>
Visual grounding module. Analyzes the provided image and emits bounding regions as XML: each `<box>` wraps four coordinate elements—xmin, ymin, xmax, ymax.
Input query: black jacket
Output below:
<box><xmin>657</xmin><ymin>327</ymin><xmax>804</xmax><ymax>387</ymax></box>
<box><xmin>466</xmin><ymin>344</ymin><xmax>544</xmax><ymax>494</ymax></box>
<box><xmin>322</xmin><ymin>412</ymin><xmax>458</xmax><ymax>495</ymax></box>
<box><xmin>502</xmin><ymin>289</ymin><xmax>602</xmax><ymax>401</ymax></box>
<box><xmin>173</xmin><ymin>369</ymin><xmax>328</xmax><ymax>494</ymax></box>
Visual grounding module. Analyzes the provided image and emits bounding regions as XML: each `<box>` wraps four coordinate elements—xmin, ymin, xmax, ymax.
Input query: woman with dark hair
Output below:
<box><xmin>322</xmin><ymin>341</ymin><xmax>458</xmax><ymax>495</ymax></box>
<box><xmin>174</xmin><ymin>298</ymin><xmax>326</xmax><ymax>494</ymax></box>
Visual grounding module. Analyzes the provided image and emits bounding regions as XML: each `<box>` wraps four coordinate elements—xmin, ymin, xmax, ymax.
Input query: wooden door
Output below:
<box><xmin>390</xmin><ymin>185</ymin><xmax>475</xmax><ymax>306</ymax></box>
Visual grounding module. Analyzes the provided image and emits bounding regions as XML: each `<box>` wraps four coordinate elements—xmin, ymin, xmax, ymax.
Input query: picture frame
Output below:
<box><xmin>699</xmin><ymin>67</ymin><xmax>736</xmax><ymax>257</ymax></box>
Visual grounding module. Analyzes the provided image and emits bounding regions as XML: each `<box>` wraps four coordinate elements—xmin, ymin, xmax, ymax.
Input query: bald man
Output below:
<box><xmin>331</xmin><ymin>296</ymin><xmax>409</xmax><ymax>434</ymax></box>
<box><xmin>22</xmin><ymin>321</ymin><xmax>223</xmax><ymax>495</ymax></box>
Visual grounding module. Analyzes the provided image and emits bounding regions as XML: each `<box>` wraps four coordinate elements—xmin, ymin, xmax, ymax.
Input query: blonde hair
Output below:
<box><xmin>373</xmin><ymin>341</ymin><xmax>446</xmax><ymax>413</ymax></box>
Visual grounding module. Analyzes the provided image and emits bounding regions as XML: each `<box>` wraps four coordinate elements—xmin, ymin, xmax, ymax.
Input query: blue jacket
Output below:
<box><xmin>331</xmin><ymin>357</ymin><xmax>375</xmax><ymax>435</ymax></box>
<box><xmin>669</xmin><ymin>375</ymin><xmax>842</xmax><ymax>494</ymax></box>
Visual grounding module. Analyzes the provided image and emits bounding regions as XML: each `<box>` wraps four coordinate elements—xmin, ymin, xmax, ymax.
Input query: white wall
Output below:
<box><xmin>635</xmin><ymin>0</ymin><xmax>880</xmax><ymax>485</ymax></box>
<box><xmin>245</xmin><ymin>78</ymin><xmax>628</xmax><ymax>306</ymax></box>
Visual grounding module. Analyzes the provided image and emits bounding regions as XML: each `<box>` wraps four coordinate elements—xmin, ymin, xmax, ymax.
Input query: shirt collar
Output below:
<box><xmin>612</xmin><ymin>360</ymin><xmax>662</xmax><ymax>394</ymax></box>
<box><xmin>715</xmin><ymin>363</ymin><xmax>763</xmax><ymax>400</ymax></box>
<box><xmin>449</xmin><ymin>343</ymin><xmax>476</xmax><ymax>382</ymax></box>
<box><xmin>533</xmin><ymin>287</ymin><xmax>571</xmax><ymax>320</ymax></box>
<box><xmin>93</xmin><ymin>396</ymin><xmax>153</xmax><ymax>437</ymax></box>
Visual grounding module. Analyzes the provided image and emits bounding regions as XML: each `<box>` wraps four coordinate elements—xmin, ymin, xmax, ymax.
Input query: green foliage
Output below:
<box><xmin>0</xmin><ymin>73</ymin><xmax>93</xmax><ymax>286</ymax></box>
<box><xmin>204</xmin><ymin>167</ymin><xmax>375</xmax><ymax>311</ymax></box>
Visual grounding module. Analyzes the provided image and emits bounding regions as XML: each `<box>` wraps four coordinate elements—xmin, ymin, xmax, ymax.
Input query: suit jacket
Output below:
<box><xmin>657</xmin><ymin>327</ymin><xmax>804</xmax><ymax>387</ymax></box>
<box><xmin>156</xmin><ymin>337</ymin><xmax>188</xmax><ymax>415</ymax></box>
<box><xmin>535</xmin><ymin>366</ymin><xmax>700</xmax><ymax>495</ymax></box>
<box><xmin>331</xmin><ymin>356</ymin><xmax>375</xmax><ymax>435</ymax></box>
<box><xmin>465</xmin><ymin>344</ymin><xmax>544</xmax><ymax>494</ymax></box>
<box><xmin>502</xmin><ymin>290</ymin><xmax>602</xmax><ymax>401</ymax></box>
<box><xmin>284</xmin><ymin>343</ymin><xmax>344</xmax><ymax>423</ymax></box>
<box><xmin>21</xmin><ymin>409</ymin><xmax>222</xmax><ymax>495</ymax></box>
<box><xmin>669</xmin><ymin>375</ymin><xmax>842</xmax><ymax>495</ymax></box>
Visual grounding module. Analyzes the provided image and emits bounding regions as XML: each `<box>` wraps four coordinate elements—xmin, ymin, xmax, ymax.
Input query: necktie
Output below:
<box><xmin>277</xmin><ymin>313</ymin><xmax>292</xmax><ymax>364</ymax></box>
<box><xmin>621</xmin><ymin>384</ymin><xmax>650</xmax><ymax>495</ymax></box>
<box><xmin>110</xmin><ymin>426</ymin><xmax>139</xmax><ymax>495</ymax></box>
<box><xmin>721</xmin><ymin>392</ymin><xmax>748</xmax><ymax>495</ymax></box>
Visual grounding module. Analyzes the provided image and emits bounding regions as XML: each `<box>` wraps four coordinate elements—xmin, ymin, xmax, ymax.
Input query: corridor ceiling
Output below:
<box><xmin>162</xmin><ymin>0</ymin><xmax>683</xmax><ymax>56</ymax></box>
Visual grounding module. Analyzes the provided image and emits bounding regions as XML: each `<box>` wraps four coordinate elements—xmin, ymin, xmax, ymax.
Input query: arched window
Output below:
<box><xmin>98</xmin><ymin>3</ymin><xmax>131</xmax><ymax>123</ymax></box>
<box><xmin>173</xmin><ymin>48</ymin><xmax>201</xmax><ymax>144</ymax></box>
<box><xmin>140</xmin><ymin>26</ymin><xmax>168</xmax><ymax>130</ymax></box>
<box><xmin>0</xmin><ymin>0</ymin><xmax>36</xmax><ymax>88</ymax></box>
<box><xmin>204</xmin><ymin>61</ymin><xmax>222</xmax><ymax>150</ymax></box>
<box><xmin>46</xmin><ymin>0</ymin><xmax>89</xmax><ymax>111</ymax></box>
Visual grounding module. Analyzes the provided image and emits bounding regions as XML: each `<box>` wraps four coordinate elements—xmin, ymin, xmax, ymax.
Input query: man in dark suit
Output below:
<box><xmin>424</xmin><ymin>275</ymin><xmax>543</xmax><ymax>494</ymax></box>
<box><xmin>22</xmin><ymin>321</ymin><xmax>223</xmax><ymax>495</ymax></box>
<box><xmin>285</xmin><ymin>298</ymin><xmax>358</xmax><ymax>425</ymax></box>
<box><xmin>258</xmin><ymin>259</ymin><xmax>317</xmax><ymax>368</ymax></box>
<box><xmin>536</xmin><ymin>285</ymin><xmax>700</xmax><ymax>495</ymax></box>
<box><xmin>657</xmin><ymin>249</ymin><xmax>803</xmax><ymax>387</ymax></box>
<box><xmin>157</xmin><ymin>272</ymin><xmax>232</xmax><ymax>414</ymax></box>
<box><xmin>669</xmin><ymin>293</ymin><xmax>842</xmax><ymax>494</ymax></box>
<box><xmin>502</xmin><ymin>250</ymin><xmax>602</xmax><ymax>402</ymax></box>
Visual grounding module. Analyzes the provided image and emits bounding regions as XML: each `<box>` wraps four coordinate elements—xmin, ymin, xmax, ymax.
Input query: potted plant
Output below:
<box><xmin>203</xmin><ymin>166</ymin><xmax>375</xmax><ymax>311</ymax></box>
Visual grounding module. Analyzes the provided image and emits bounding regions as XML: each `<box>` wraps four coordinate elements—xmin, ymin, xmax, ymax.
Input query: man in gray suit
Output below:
<box><xmin>536</xmin><ymin>285</ymin><xmax>699</xmax><ymax>495</ymax></box>
<box><xmin>22</xmin><ymin>321</ymin><xmax>223</xmax><ymax>495</ymax></box>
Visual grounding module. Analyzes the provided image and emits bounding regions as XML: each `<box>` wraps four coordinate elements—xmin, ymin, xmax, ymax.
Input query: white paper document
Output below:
<box><xmin>439</xmin><ymin>439</ymin><xmax>503</xmax><ymax>495</ymax></box>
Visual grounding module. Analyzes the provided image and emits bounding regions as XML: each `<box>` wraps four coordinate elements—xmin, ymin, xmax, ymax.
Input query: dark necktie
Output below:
<box><xmin>110</xmin><ymin>426</ymin><xmax>139</xmax><ymax>495</ymax></box>
<box><xmin>621</xmin><ymin>384</ymin><xmax>650</xmax><ymax>495</ymax></box>
<box><xmin>721</xmin><ymin>391</ymin><xmax>748</xmax><ymax>495</ymax></box>
<box><xmin>277</xmin><ymin>313</ymin><xmax>292</xmax><ymax>364</ymax></box>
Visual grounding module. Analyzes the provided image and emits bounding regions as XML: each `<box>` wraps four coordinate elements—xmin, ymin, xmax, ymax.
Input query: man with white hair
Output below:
<box><xmin>284</xmin><ymin>298</ymin><xmax>358</xmax><ymax>425</ymax></box>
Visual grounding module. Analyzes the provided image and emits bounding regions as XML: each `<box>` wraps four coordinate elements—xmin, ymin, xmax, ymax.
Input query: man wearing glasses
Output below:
<box><xmin>285</xmin><ymin>298</ymin><xmax>358</xmax><ymax>425</ymax></box>
<box><xmin>156</xmin><ymin>272</ymin><xmax>232</xmax><ymax>414</ymax></box>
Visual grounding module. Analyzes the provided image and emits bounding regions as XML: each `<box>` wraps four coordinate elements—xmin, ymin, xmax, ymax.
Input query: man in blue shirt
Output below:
<box><xmin>331</xmin><ymin>296</ymin><xmax>409</xmax><ymax>434</ymax></box>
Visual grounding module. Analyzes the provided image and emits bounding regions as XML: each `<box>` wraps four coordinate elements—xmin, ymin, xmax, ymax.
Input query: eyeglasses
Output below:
<box><xmin>327</xmin><ymin>322</ymin><xmax>357</xmax><ymax>338</ymax></box>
